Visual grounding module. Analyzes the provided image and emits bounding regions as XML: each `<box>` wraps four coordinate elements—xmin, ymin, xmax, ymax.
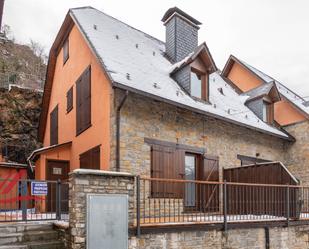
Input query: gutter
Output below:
<box><xmin>112</xmin><ymin>81</ymin><xmax>295</xmax><ymax>142</ymax></box>
<box><xmin>116</xmin><ymin>90</ymin><xmax>129</xmax><ymax>172</ymax></box>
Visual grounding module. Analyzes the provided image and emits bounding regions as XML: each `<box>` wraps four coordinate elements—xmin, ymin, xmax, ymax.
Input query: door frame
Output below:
<box><xmin>45</xmin><ymin>159</ymin><xmax>70</xmax><ymax>181</ymax></box>
<box><xmin>45</xmin><ymin>159</ymin><xmax>70</xmax><ymax>213</ymax></box>
<box><xmin>184</xmin><ymin>153</ymin><xmax>203</xmax><ymax>212</ymax></box>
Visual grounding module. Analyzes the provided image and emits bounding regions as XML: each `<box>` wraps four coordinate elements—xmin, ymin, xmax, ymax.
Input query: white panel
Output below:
<box><xmin>87</xmin><ymin>194</ymin><xmax>128</xmax><ymax>249</ymax></box>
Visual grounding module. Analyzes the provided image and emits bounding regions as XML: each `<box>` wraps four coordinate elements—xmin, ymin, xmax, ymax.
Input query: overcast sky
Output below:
<box><xmin>3</xmin><ymin>0</ymin><xmax>309</xmax><ymax>97</ymax></box>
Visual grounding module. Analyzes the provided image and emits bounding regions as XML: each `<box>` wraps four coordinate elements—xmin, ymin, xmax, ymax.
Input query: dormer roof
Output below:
<box><xmin>243</xmin><ymin>81</ymin><xmax>281</xmax><ymax>104</ymax></box>
<box><xmin>170</xmin><ymin>42</ymin><xmax>217</xmax><ymax>75</ymax></box>
<box><xmin>222</xmin><ymin>55</ymin><xmax>309</xmax><ymax>118</ymax></box>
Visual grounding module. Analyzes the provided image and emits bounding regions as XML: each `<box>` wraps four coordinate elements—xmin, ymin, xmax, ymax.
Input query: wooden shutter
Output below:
<box><xmin>76</xmin><ymin>66</ymin><xmax>91</xmax><ymax>135</ymax></box>
<box><xmin>79</xmin><ymin>145</ymin><xmax>100</xmax><ymax>170</ymax></box>
<box><xmin>151</xmin><ymin>145</ymin><xmax>185</xmax><ymax>198</ymax></box>
<box><xmin>66</xmin><ymin>86</ymin><xmax>73</xmax><ymax>113</ymax></box>
<box><xmin>200</xmin><ymin>155</ymin><xmax>219</xmax><ymax>212</ymax></box>
<box><xmin>50</xmin><ymin>105</ymin><xmax>58</xmax><ymax>146</ymax></box>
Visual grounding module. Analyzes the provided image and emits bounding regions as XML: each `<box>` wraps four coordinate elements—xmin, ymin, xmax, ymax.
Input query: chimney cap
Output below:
<box><xmin>161</xmin><ymin>7</ymin><xmax>202</xmax><ymax>25</ymax></box>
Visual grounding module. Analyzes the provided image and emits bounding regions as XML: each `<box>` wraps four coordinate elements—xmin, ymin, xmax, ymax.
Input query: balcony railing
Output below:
<box><xmin>136</xmin><ymin>177</ymin><xmax>309</xmax><ymax>232</ymax></box>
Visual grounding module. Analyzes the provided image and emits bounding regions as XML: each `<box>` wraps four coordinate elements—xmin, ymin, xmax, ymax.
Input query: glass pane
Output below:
<box><xmin>191</xmin><ymin>72</ymin><xmax>202</xmax><ymax>98</ymax></box>
<box><xmin>185</xmin><ymin>155</ymin><xmax>196</xmax><ymax>207</ymax></box>
<box><xmin>263</xmin><ymin>102</ymin><xmax>268</xmax><ymax>122</ymax></box>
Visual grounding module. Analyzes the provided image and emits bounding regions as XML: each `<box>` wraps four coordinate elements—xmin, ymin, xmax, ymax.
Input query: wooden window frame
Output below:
<box><xmin>76</xmin><ymin>66</ymin><xmax>91</xmax><ymax>136</ymax></box>
<box><xmin>66</xmin><ymin>86</ymin><xmax>73</xmax><ymax>113</ymax></box>
<box><xmin>190</xmin><ymin>68</ymin><xmax>209</xmax><ymax>102</ymax></box>
<box><xmin>263</xmin><ymin>100</ymin><xmax>274</xmax><ymax>124</ymax></box>
<box><xmin>63</xmin><ymin>38</ymin><xmax>69</xmax><ymax>65</ymax></box>
<box><xmin>50</xmin><ymin>105</ymin><xmax>59</xmax><ymax>146</ymax></box>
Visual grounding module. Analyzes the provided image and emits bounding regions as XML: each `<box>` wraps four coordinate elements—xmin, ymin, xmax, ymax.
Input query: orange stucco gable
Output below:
<box><xmin>36</xmin><ymin>23</ymin><xmax>112</xmax><ymax>180</ymax></box>
<box><xmin>226</xmin><ymin>60</ymin><xmax>306</xmax><ymax>126</ymax></box>
<box><xmin>274</xmin><ymin>99</ymin><xmax>306</xmax><ymax>126</ymax></box>
<box><xmin>226</xmin><ymin>61</ymin><xmax>263</xmax><ymax>92</ymax></box>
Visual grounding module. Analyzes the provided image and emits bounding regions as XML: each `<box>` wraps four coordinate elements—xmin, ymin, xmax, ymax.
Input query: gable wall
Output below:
<box><xmin>227</xmin><ymin>61</ymin><xmax>306</xmax><ymax>126</ymax></box>
<box><xmin>274</xmin><ymin>99</ymin><xmax>306</xmax><ymax>126</ymax></box>
<box><xmin>40</xmin><ymin>24</ymin><xmax>112</xmax><ymax>173</ymax></box>
<box><xmin>227</xmin><ymin>62</ymin><xmax>263</xmax><ymax>92</ymax></box>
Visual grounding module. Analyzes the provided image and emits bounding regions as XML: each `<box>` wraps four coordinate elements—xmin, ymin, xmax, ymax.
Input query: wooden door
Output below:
<box><xmin>46</xmin><ymin>160</ymin><xmax>69</xmax><ymax>212</ymax></box>
<box><xmin>198</xmin><ymin>155</ymin><xmax>219</xmax><ymax>213</ymax></box>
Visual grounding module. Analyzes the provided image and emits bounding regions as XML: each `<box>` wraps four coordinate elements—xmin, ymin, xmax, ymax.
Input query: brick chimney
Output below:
<box><xmin>0</xmin><ymin>0</ymin><xmax>4</xmax><ymax>32</ymax></box>
<box><xmin>161</xmin><ymin>7</ymin><xmax>202</xmax><ymax>63</ymax></box>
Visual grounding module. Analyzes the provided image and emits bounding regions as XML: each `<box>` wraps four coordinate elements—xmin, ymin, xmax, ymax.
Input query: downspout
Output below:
<box><xmin>116</xmin><ymin>90</ymin><xmax>129</xmax><ymax>172</ymax></box>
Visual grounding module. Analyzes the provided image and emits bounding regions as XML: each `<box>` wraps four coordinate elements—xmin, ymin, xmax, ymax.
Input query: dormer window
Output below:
<box><xmin>191</xmin><ymin>71</ymin><xmax>202</xmax><ymax>98</ymax></box>
<box><xmin>262</xmin><ymin>101</ymin><xmax>274</xmax><ymax>124</ymax></box>
<box><xmin>190</xmin><ymin>69</ymin><xmax>208</xmax><ymax>101</ymax></box>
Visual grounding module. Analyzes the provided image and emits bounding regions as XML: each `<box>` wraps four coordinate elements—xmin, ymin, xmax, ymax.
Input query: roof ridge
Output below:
<box><xmin>71</xmin><ymin>6</ymin><xmax>165</xmax><ymax>45</ymax></box>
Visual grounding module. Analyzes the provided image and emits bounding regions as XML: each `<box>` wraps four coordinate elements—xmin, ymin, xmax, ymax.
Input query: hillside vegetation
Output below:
<box><xmin>0</xmin><ymin>32</ymin><xmax>46</xmax><ymax>163</ymax></box>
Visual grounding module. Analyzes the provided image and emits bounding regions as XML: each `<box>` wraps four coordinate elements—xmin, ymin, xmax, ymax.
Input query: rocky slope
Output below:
<box><xmin>0</xmin><ymin>86</ymin><xmax>42</xmax><ymax>163</ymax></box>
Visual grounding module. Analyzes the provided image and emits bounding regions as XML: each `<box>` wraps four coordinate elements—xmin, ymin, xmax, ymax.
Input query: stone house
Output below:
<box><xmin>28</xmin><ymin>6</ymin><xmax>309</xmax><ymax>190</ymax></box>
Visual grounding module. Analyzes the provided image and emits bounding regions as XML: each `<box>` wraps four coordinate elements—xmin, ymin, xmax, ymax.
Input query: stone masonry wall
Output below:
<box><xmin>129</xmin><ymin>226</ymin><xmax>309</xmax><ymax>249</ymax></box>
<box><xmin>69</xmin><ymin>168</ymin><xmax>309</xmax><ymax>249</ymax></box>
<box><xmin>284</xmin><ymin>121</ymin><xmax>309</xmax><ymax>185</ymax></box>
<box><xmin>69</xmin><ymin>169</ymin><xmax>135</xmax><ymax>249</ymax></box>
<box><xmin>112</xmin><ymin>91</ymin><xmax>286</xmax><ymax>180</ymax></box>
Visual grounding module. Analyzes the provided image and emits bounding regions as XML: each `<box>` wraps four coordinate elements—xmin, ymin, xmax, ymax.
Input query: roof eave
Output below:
<box><xmin>112</xmin><ymin>81</ymin><xmax>294</xmax><ymax>142</ymax></box>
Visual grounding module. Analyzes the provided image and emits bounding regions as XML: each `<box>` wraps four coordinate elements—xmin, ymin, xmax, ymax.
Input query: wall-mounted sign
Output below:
<box><xmin>53</xmin><ymin>167</ymin><xmax>62</xmax><ymax>175</ymax></box>
<box><xmin>31</xmin><ymin>181</ymin><xmax>48</xmax><ymax>196</ymax></box>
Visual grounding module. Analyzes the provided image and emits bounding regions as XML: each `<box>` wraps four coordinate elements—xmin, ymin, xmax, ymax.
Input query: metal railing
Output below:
<box><xmin>136</xmin><ymin>177</ymin><xmax>309</xmax><ymax>230</ymax></box>
<box><xmin>0</xmin><ymin>178</ymin><xmax>69</xmax><ymax>222</ymax></box>
<box><xmin>0</xmin><ymin>71</ymin><xmax>44</xmax><ymax>90</ymax></box>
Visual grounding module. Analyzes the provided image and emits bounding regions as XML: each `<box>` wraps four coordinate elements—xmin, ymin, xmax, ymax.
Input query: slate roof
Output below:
<box><xmin>69</xmin><ymin>7</ymin><xmax>291</xmax><ymax>140</ymax></box>
<box><xmin>239</xmin><ymin>59</ymin><xmax>309</xmax><ymax>116</ymax></box>
<box><xmin>242</xmin><ymin>82</ymin><xmax>280</xmax><ymax>103</ymax></box>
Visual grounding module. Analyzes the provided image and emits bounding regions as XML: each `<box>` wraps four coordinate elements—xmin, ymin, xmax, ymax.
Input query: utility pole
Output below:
<box><xmin>0</xmin><ymin>0</ymin><xmax>4</xmax><ymax>32</ymax></box>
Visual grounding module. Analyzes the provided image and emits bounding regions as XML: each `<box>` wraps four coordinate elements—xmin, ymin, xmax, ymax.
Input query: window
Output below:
<box><xmin>50</xmin><ymin>105</ymin><xmax>58</xmax><ymax>145</ymax></box>
<box><xmin>191</xmin><ymin>71</ymin><xmax>202</xmax><ymax>98</ymax></box>
<box><xmin>262</xmin><ymin>101</ymin><xmax>274</xmax><ymax>124</ymax></box>
<box><xmin>76</xmin><ymin>66</ymin><xmax>91</xmax><ymax>135</ymax></box>
<box><xmin>79</xmin><ymin>145</ymin><xmax>100</xmax><ymax>169</ymax></box>
<box><xmin>66</xmin><ymin>86</ymin><xmax>73</xmax><ymax>113</ymax></box>
<box><xmin>190</xmin><ymin>70</ymin><xmax>208</xmax><ymax>101</ymax></box>
<box><xmin>63</xmin><ymin>38</ymin><xmax>69</xmax><ymax>64</ymax></box>
<box><xmin>184</xmin><ymin>154</ymin><xmax>196</xmax><ymax>207</ymax></box>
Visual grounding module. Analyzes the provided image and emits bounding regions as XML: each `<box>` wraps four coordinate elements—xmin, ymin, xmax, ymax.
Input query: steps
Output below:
<box><xmin>0</xmin><ymin>222</ymin><xmax>66</xmax><ymax>249</ymax></box>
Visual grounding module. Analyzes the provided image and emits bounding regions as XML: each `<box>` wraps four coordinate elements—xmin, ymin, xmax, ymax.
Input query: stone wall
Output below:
<box><xmin>284</xmin><ymin>121</ymin><xmax>309</xmax><ymax>185</ymax></box>
<box><xmin>113</xmin><ymin>91</ymin><xmax>286</xmax><ymax>180</ymax></box>
<box><xmin>69</xmin><ymin>169</ymin><xmax>135</xmax><ymax>249</ymax></box>
<box><xmin>129</xmin><ymin>226</ymin><xmax>309</xmax><ymax>249</ymax></box>
<box><xmin>69</xmin><ymin>168</ymin><xmax>309</xmax><ymax>249</ymax></box>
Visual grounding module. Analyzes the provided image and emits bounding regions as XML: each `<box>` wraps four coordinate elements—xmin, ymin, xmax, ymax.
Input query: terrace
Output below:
<box><xmin>135</xmin><ymin>176</ymin><xmax>309</xmax><ymax>233</ymax></box>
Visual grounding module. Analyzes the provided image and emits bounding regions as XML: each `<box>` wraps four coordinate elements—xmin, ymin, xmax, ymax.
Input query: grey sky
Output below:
<box><xmin>4</xmin><ymin>0</ymin><xmax>309</xmax><ymax>97</ymax></box>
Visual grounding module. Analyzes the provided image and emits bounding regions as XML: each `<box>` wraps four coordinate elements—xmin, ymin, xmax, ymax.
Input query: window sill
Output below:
<box><xmin>66</xmin><ymin>107</ymin><xmax>73</xmax><ymax>114</ymax></box>
<box><xmin>191</xmin><ymin>96</ymin><xmax>211</xmax><ymax>105</ymax></box>
<box><xmin>63</xmin><ymin>56</ymin><xmax>69</xmax><ymax>66</ymax></box>
<box><xmin>76</xmin><ymin>123</ymin><xmax>92</xmax><ymax>137</ymax></box>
